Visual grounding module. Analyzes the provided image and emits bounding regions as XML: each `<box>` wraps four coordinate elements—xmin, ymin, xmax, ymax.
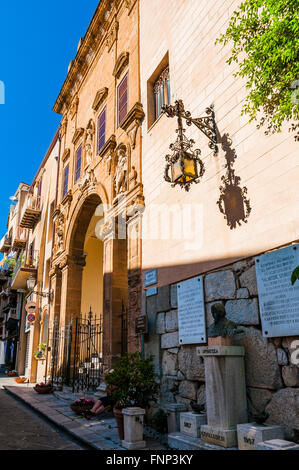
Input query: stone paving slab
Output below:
<box><xmin>4</xmin><ymin>385</ymin><xmax>166</xmax><ymax>451</ymax></box>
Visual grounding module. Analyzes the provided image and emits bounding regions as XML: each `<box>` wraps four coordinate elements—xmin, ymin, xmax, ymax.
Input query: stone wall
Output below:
<box><xmin>144</xmin><ymin>257</ymin><xmax>299</xmax><ymax>440</ymax></box>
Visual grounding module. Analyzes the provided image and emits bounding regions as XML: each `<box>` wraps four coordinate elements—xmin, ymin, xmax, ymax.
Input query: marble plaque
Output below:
<box><xmin>255</xmin><ymin>244</ymin><xmax>299</xmax><ymax>337</ymax></box>
<box><xmin>177</xmin><ymin>276</ymin><xmax>206</xmax><ymax>345</ymax></box>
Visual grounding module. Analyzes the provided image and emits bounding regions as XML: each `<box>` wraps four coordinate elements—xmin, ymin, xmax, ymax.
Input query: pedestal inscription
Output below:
<box><xmin>177</xmin><ymin>276</ymin><xmax>206</xmax><ymax>345</ymax></box>
<box><xmin>198</xmin><ymin>345</ymin><xmax>247</xmax><ymax>448</ymax></box>
<box><xmin>180</xmin><ymin>412</ymin><xmax>207</xmax><ymax>438</ymax></box>
<box><xmin>237</xmin><ymin>423</ymin><xmax>285</xmax><ymax>450</ymax></box>
<box><xmin>255</xmin><ymin>244</ymin><xmax>299</xmax><ymax>337</ymax></box>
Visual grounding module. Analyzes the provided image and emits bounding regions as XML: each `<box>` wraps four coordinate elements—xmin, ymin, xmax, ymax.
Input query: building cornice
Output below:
<box><xmin>53</xmin><ymin>0</ymin><xmax>122</xmax><ymax>115</ymax></box>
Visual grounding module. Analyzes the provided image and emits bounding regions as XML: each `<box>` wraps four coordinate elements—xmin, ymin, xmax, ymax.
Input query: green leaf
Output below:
<box><xmin>291</xmin><ymin>266</ymin><xmax>299</xmax><ymax>285</ymax></box>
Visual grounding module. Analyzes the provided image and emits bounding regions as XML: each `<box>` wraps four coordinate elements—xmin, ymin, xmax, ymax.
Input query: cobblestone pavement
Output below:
<box><xmin>0</xmin><ymin>386</ymin><xmax>84</xmax><ymax>450</ymax></box>
<box><xmin>1</xmin><ymin>377</ymin><xmax>166</xmax><ymax>451</ymax></box>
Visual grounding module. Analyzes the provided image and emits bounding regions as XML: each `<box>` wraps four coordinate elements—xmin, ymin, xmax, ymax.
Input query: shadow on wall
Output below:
<box><xmin>216</xmin><ymin>131</ymin><xmax>252</xmax><ymax>230</ymax></box>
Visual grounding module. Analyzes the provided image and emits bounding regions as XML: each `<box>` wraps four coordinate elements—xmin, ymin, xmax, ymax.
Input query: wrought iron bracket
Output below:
<box><xmin>162</xmin><ymin>99</ymin><xmax>218</xmax><ymax>155</ymax></box>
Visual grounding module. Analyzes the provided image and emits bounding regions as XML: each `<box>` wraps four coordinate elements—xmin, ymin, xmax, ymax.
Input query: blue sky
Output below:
<box><xmin>0</xmin><ymin>0</ymin><xmax>100</xmax><ymax>237</ymax></box>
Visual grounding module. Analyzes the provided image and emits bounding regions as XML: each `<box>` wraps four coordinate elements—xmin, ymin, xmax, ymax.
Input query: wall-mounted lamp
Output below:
<box><xmin>162</xmin><ymin>100</ymin><xmax>218</xmax><ymax>191</ymax></box>
<box><xmin>27</xmin><ymin>275</ymin><xmax>53</xmax><ymax>302</ymax></box>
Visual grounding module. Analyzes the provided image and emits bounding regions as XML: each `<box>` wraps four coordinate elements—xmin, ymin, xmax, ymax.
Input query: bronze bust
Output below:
<box><xmin>208</xmin><ymin>303</ymin><xmax>240</xmax><ymax>338</ymax></box>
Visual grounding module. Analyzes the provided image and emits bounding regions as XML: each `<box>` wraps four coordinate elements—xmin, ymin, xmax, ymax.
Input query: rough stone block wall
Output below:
<box><xmin>145</xmin><ymin>257</ymin><xmax>299</xmax><ymax>440</ymax></box>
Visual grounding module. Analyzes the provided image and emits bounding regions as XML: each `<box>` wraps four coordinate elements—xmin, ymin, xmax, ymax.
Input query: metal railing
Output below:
<box><xmin>12</xmin><ymin>250</ymin><xmax>39</xmax><ymax>277</ymax></box>
<box><xmin>15</xmin><ymin>226</ymin><xmax>28</xmax><ymax>241</ymax></box>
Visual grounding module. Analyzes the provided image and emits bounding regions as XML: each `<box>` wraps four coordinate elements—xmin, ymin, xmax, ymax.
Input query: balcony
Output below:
<box><xmin>20</xmin><ymin>195</ymin><xmax>41</xmax><ymax>229</ymax></box>
<box><xmin>11</xmin><ymin>250</ymin><xmax>39</xmax><ymax>290</ymax></box>
<box><xmin>12</xmin><ymin>227</ymin><xmax>28</xmax><ymax>251</ymax></box>
<box><xmin>0</xmin><ymin>234</ymin><xmax>12</xmax><ymax>253</ymax></box>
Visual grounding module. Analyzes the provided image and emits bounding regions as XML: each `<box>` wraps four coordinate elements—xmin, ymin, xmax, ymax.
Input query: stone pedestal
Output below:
<box><xmin>166</xmin><ymin>403</ymin><xmax>186</xmax><ymax>434</ymax></box>
<box><xmin>180</xmin><ymin>412</ymin><xmax>207</xmax><ymax>437</ymax></box>
<box><xmin>197</xmin><ymin>344</ymin><xmax>247</xmax><ymax>448</ymax></box>
<box><xmin>122</xmin><ymin>407</ymin><xmax>146</xmax><ymax>450</ymax></box>
<box><xmin>257</xmin><ymin>439</ymin><xmax>299</xmax><ymax>450</ymax></box>
<box><xmin>237</xmin><ymin>423</ymin><xmax>285</xmax><ymax>450</ymax></box>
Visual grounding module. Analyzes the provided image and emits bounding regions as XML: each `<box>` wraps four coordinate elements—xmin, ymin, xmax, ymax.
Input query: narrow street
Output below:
<box><xmin>0</xmin><ymin>379</ymin><xmax>85</xmax><ymax>450</ymax></box>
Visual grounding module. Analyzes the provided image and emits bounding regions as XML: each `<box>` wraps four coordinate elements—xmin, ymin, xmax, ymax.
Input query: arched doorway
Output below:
<box><xmin>81</xmin><ymin>213</ymin><xmax>103</xmax><ymax>319</ymax></box>
<box><xmin>58</xmin><ymin>192</ymin><xmax>129</xmax><ymax>389</ymax></box>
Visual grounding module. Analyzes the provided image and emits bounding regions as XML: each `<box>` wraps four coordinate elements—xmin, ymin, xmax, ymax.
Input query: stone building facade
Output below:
<box><xmin>139</xmin><ymin>0</ymin><xmax>299</xmax><ymax>439</ymax></box>
<box><xmin>50</xmin><ymin>0</ymin><xmax>143</xmax><ymax>370</ymax></box>
<box><xmin>16</xmin><ymin>130</ymin><xmax>60</xmax><ymax>383</ymax></box>
<box><xmin>0</xmin><ymin>0</ymin><xmax>297</xmax><ymax>441</ymax></box>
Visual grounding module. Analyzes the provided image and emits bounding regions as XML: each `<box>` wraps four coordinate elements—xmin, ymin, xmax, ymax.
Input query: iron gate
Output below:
<box><xmin>46</xmin><ymin>317</ymin><xmax>73</xmax><ymax>388</ymax></box>
<box><xmin>72</xmin><ymin>310</ymin><xmax>103</xmax><ymax>393</ymax></box>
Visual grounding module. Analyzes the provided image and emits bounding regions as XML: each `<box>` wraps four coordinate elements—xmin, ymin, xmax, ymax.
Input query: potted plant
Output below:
<box><xmin>70</xmin><ymin>397</ymin><xmax>95</xmax><ymax>418</ymax></box>
<box><xmin>34</xmin><ymin>381</ymin><xmax>53</xmax><ymax>394</ymax></box>
<box><xmin>33</xmin><ymin>342</ymin><xmax>47</xmax><ymax>360</ymax></box>
<box><xmin>6</xmin><ymin>370</ymin><xmax>17</xmax><ymax>377</ymax></box>
<box><xmin>105</xmin><ymin>353</ymin><xmax>159</xmax><ymax>440</ymax></box>
<box><xmin>14</xmin><ymin>376</ymin><xmax>27</xmax><ymax>384</ymax></box>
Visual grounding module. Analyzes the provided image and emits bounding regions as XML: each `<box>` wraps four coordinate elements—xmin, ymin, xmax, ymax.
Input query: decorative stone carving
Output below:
<box><xmin>92</xmin><ymin>87</ymin><xmax>108</xmax><ymax>112</ymax></box>
<box><xmin>106</xmin><ymin>19</ymin><xmax>119</xmax><ymax>51</ymax></box>
<box><xmin>97</xmin><ymin>219</ymin><xmax>114</xmax><ymax>241</ymax></box>
<box><xmin>113</xmin><ymin>146</ymin><xmax>128</xmax><ymax>198</ymax></box>
<box><xmin>85</xmin><ymin>119</ymin><xmax>95</xmax><ymax>166</ymax></box>
<box><xmin>113</xmin><ymin>52</ymin><xmax>129</xmax><ymax>79</ymax></box>
<box><xmin>62</xmin><ymin>148</ymin><xmax>70</xmax><ymax>162</ymax></box>
<box><xmin>70</xmin><ymin>96</ymin><xmax>79</xmax><ymax>119</ymax></box>
<box><xmin>127</xmin><ymin>194</ymin><xmax>145</xmax><ymax>218</ymax></box>
<box><xmin>128</xmin><ymin>166</ymin><xmax>138</xmax><ymax>190</ymax></box>
<box><xmin>98</xmin><ymin>133</ymin><xmax>116</xmax><ymax>159</ymax></box>
<box><xmin>124</xmin><ymin>0</ymin><xmax>137</xmax><ymax>15</ymax></box>
<box><xmin>53</xmin><ymin>213</ymin><xmax>65</xmax><ymax>255</ymax></box>
<box><xmin>104</xmin><ymin>152</ymin><xmax>113</xmax><ymax>175</ymax></box>
<box><xmin>58</xmin><ymin>253</ymin><xmax>86</xmax><ymax>270</ymax></box>
<box><xmin>53</xmin><ymin>1</ymin><xmax>115</xmax><ymax>115</ymax></box>
<box><xmin>78</xmin><ymin>168</ymin><xmax>97</xmax><ymax>196</ymax></box>
<box><xmin>49</xmin><ymin>264</ymin><xmax>61</xmax><ymax>278</ymax></box>
<box><xmin>120</xmin><ymin>102</ymin><xmax>145</xmax><ymax>149</ymax></box>
<box><xmin>72</xmin><ymin>127</ymin><xmax>84</xmax><ymax>145</ymax></box>
<box><xmin>60</xmin><ymin>116</ymin><xmax>68</xmax><ymax>138</ymax></box>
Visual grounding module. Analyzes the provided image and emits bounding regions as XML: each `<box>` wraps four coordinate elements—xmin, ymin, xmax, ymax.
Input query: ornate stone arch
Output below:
<box><xmin>64</xmin><ymin>188</ymin><xmax>108</xmax><ymax>258</ymax></box>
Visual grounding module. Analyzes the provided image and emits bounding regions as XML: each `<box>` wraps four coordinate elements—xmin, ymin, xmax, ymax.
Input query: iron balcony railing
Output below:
<box><xmin>12</xmin><ymin>250</ymin><xmax>39</xmax><ymax>277</ymax></box>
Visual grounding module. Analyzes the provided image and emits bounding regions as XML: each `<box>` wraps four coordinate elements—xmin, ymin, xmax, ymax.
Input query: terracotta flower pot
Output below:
<box><xmin>113</xmin><ymin>407</ymin><xmax>124</xmax><ymax>440</ymax></box>
<box><xmin>34</xmin><ymin>384</ymin><xmax>53</xmax><ymax>394</ymax></box>
<box><xmin>14</xmin><ymin>377</ymin><xmax>27</xmax><ymax>384</ymax></box>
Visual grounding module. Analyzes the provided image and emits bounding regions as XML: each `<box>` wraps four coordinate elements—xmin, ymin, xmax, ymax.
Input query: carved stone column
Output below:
<box><xmin>102</xmin><ymin>217</ymin><xmax>129</xmax><ymax>370</ymax></box>
<box><xmin>49</xmin><ymin>265</ymin><xmax>62</xmax><ymax>325</ymax></box>
<box><xmin>127</xmin><ymin>201</ymin><xmax>144</xmax><ymax>354</ymax></box>
<box><xmin>59</xmin><ymin>255</ymin><xmax>86</xmax><ymax>327</ymax></box>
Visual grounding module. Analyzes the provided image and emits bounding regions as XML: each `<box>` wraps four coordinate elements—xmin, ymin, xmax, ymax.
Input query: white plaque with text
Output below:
<box><xmin>255</xmin><ymin>244</ymin><xmax>299</xmax><ymax>338</ymax></box>
<box><xmin>177</xmin><ymin>276</ymin><xmax>206</xmax><ymax>345</ymax></box>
